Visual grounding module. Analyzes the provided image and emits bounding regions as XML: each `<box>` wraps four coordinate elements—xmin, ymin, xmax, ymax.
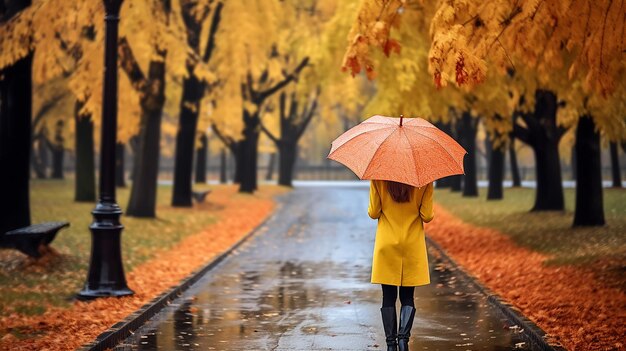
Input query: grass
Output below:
<box><xmin>434</xmin><ymin>186</ymin><xmax>626</xmax><ymax>267</ymax></box>
<box><xmin>0</xmin><ymin>179</ymin><xmax>219</xmax><ymax>316</ymax></box>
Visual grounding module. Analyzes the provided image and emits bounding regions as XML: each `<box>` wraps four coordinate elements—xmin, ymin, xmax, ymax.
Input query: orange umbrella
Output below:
<box><xmin>327</xmin><ymin>115</ymin><xmax>466</xmax><ymax>187</ymax></box>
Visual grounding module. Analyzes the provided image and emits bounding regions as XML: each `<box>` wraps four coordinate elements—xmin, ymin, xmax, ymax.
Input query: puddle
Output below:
<box><xmin>115</xmin><ymin>187</ymin><xmax>529</xmax><ymax>351</ymax></box>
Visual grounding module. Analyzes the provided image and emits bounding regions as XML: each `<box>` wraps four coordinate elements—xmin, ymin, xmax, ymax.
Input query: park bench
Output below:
<box><xmin>3</xmin><ymin>221</ymin><xmax>69</xmax><ymax>258</ymax></box>
<box><xmin>191</xmin><ymin>189</ymin><xmax>212</xmax><ymax>203</ymax></box>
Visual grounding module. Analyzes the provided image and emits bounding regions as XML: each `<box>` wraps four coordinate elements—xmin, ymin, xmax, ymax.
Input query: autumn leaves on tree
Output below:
<box><xmin>342</xmin><ymin>0</ymin><xmax>625</xmax><ymax>227</ymax></box>
<box><xmin>1</xmin><ymin>0</ymin><xmax>623</xmax><ymax>225</ymax></box>
<box><xmin>0</xmin><ymin>0</ymin><xmax>354</xmax><ymax>226</ymax></box>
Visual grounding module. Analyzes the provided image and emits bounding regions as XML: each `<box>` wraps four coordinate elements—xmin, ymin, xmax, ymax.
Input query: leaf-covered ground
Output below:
<box><xmin>429</xmin><ymin>187</ymin><xmax>626</xmax><ymax>351</ymax></box>
<box><xmin>0</xmin><ymin>181</ymin><xmax>285</xmax><ymax>351</ymax></box>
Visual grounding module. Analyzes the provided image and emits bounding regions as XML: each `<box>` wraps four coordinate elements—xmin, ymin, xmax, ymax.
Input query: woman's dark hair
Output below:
<box><xmin>386</xmin><ymin>181</ymin><xmax>413</xmax><ymax>203</ymax></box>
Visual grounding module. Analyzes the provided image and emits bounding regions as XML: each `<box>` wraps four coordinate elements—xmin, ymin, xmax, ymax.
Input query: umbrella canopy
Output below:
<box><xmin>327</xmin><ymin>115</ymin><xmax>467</xmax><ymax>188</ymax></box>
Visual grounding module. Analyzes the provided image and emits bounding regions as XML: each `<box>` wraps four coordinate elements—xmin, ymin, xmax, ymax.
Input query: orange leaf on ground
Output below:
<box><xmin>426</xmin><ymin>204</ymin><xmax>626</xmax><ymax>351</ymax></box>
<box><xmin>0</xmin><ymin>186</ymin><xmax>283</xmax><ymax>351</ymax></box>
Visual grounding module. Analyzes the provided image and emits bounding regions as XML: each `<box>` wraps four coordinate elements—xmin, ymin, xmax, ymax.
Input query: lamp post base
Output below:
<box><xmin>78</xmin><ymin>201</ymin><xmax>134</xmax><ymax>300</ymax></box>
<box><xmin>77</xmin><ymin>286</ymin><xmax>134</xmax><ymax>300</ymax></box>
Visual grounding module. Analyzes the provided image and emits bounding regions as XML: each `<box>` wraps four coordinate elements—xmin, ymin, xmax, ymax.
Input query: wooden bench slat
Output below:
<box><xmin>5</xmin><ymin>221</ymin><xmax>70</xmax><ymax>236</ymax></box>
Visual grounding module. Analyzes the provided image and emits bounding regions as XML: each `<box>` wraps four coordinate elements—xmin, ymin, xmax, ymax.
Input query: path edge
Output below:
<box><xmin>425</xmin><ymin>236</ymin><xmax>568</xmax><ymax>351</ymax></box>
<box><xmin>76</xmin><ymin>202</ymin><xmax>282</xmax><ymax>351</ymax></box>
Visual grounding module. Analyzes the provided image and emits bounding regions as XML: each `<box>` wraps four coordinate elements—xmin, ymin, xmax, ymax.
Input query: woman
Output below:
<box><xmin>368</xmin><ymin>180</ymin><xmax>434</xmax><ymax>351</ymax></box>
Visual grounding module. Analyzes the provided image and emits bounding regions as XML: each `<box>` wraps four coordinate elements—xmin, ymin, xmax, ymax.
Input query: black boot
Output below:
<box><xmin>380</xmin><ymin>307</ymin><xmax>398</xmax><ymax>351</ymax></box>
<box><xmin>397</xmin><ymin>305</ymin><xmax>415</xmax><ymax>351</ymax></box>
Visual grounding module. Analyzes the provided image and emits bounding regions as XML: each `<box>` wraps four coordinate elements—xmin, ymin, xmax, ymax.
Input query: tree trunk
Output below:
<box><xmin>266</xmin><ymin>153</ymin><xmax>276</xmax><ymax>181</ymax></box>
<box><xmin>436</xmin><ymin>177</ymin><xmax>451</xmax><ymax>188</ymax></box>
<box><xmin>514</xmin><ymin>90</ymin><xmax>565</xmax><ymax>211</ymax></box>
<box><xmin>238</xmin><ymin>111</ymin><xmax>260</xmax><ymax>193</ymax></box>
<box><xmin>449</xmin><ymin>119</ymin><xmax>463</xmax><ymax>192</ymax></box>
<box><xmin>51</xmin><ymin>147</ymin><xmax>64</xmax><ymax>178</ymax></box>
<box><xmin>609</xmin><ymin>142</ymin><xmax>622</xmax><ymax>188</ymax></box>
<box><xmin>570</xmin><ymin>144</ymin><xmax>577</xmax><ymax>180</ymax></box>
<box><xmin>486</xmin><ymin>138</ymin><xmax>504</xmax><ymax>200</ymax></box>
<box><xmin>128</xmin><ymin>136</ymin><xmax>139</xmax><ymax>182</ymax></box>
<box><xmin>219</xmin><ymin>148</ymin><xmax>227</xmax><ymax>184</ymax></box>
<box><xmin>238</xmin><ymin>132</ymin><xmax>259</xmax><ymax>193</ymax></box>
<box><xmin>573</xmin><ymin>116</ymin><xmax>605</xmax><ymax>226</ymax></box>
<box><xmin>0</xmin><ymin>51</ymin><xmax>32</xmax><ymax>236</ymax></box>
<box><xmin>233</xmin><ymin>142</ymin><xmax>242</xmax><ymax>184</ymax></box>
<box><xmin>459</xmin><ymin>112</ymin><xmax>478</xmax><ymax>197</ymax></box>
<box><xmin>172</xmin><ymin>73</ymin><xmax>202</xmax><ymax>207</ymax></box>
<box><xmin>50</xmin><ymin>120</ymin><xmax>65</xmax><ymax>179</ymax></box>
<box><xmin>195</xmin><ymin>132</ymin><xmax>207</xmax><ymax>184</ymax></box>
<box><xmin>74</xmin><ymin>101</ymin><xmax>96</xmax><ymax>202</ymax></box>
<box><xmin>32</xmin><ymin>133</ymin><xmax>48</xmax><ymax>178</ymax></box>
<box><xmin>127</xmin><ymin>60</ymin><xmax>166</xmax><ymax>218</ymax></box>
<box><xmin>532</xmin><ymin>90</ymin><xmax>564</xmax><ymax>211</ymax></box>
<box><xmin>116</xmin><ymin>142</ymin><xmax>126</xmax><ymax>187</ymax></box>
<box><xmin>278</xmin><ymin>144</ymin><xmax>297</xmax><ymax>187</ymax></box>
<box><xmin>509</xmin><ymin>141</ymin><xmax>521</xmax><ymax>187</ymax></box>
<box><xmin>532</xmin><ymin>141</ymin><xmax>564</xmax><ymax>210</ymax></box>
<box><xmin>449</xmin><ymin>175</ymin><xmax>462</xmax><ymax>191</ymax></box>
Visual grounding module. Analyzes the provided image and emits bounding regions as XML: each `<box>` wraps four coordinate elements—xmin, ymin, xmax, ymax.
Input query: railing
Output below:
<box><xmin>155</xmin><ymin>165</ymin><xmax>624</xmax><ymax>182</ymax></box>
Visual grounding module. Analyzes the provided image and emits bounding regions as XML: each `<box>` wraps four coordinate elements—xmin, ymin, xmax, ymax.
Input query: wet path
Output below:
<box><xmin>115</xmin><ymin>186</ymin><xmax>527</xmax><ymax>350</ymax></box>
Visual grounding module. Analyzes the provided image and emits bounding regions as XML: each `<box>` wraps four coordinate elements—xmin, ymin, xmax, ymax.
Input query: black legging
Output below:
<box><xmin>381</xmin><ymin>284</ymin><xmax>415</xmax><ymax>307</ymax></box>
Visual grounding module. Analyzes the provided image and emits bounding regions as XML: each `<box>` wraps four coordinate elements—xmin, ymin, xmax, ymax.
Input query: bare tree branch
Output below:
<box><xmin>513</xmin><ymin>123</ymin><xmax>532</xmax><ymax>146</ymax></box>
<box><xmin>255</xmin><ymin>57</ymin><xmax>310</xmax><ymax>102</ymax></box>
<box><xmin>260</xmin><ymin>121</ymin><xmax>280</xmax><ymax>146</ymax></box>
<box><xmin>296</xmin><ymin>97</ymin><xmax>317</xmax><ymax>140</ymax></box>
<box><xmin>202</xmin><ymin>1</ymin><xmax>223</xmax><ymax>62</ymax></box>
<box><xmin>118</xmin><ymin>37</ymin><xmax>147</xmax><ymax>93</ymax></box>
<box><xmin>211</xmin><ymin>123</ymin><xmax>237</xmax><ymax>154</ymax></box>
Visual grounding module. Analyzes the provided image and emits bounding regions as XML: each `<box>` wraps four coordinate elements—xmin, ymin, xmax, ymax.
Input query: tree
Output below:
<box><xmin>509</xmin><ymin>135</ymin><xmax>522</xmax><ymax>187</ymax></box>
<box><xmin>219</xmin><ymin>148</ymin><xmax>227</xmax><ymax>184</ymax></box>
<box><xmin>261</xmin><ymin>89</ymin><xmax>319</xmax><ymax>186</ymax></box>
<box><xmin>426</xmin><ymin>0</ymin><xmax>626</xmax><ymax>219</ymax></box>
<box><xmin>120</xmin><ymin>37</ymin><xmax>168</xmax><ymax>218</ymax></box>
<box><xmin>609</xmin><ymin>142</ymin><xmax>622</xmax><ymax>188</ymax></box>
<box><xmin>573</xmin><ymin>115</ymin><xmax>604</xmax><ymax>226</ymax></box>
<box><xmin>485</xmin><ymin>114</ymin><xmax>507</xmax><ymax>200</ymax></box>
<box><xmin>1</xmin><ymin>0</ymin><xmax>167</xmax><ymax>218</ymax></box>
<box><xmin>75</xmin><ymin>100</ymin><xmax>96</xmax><ymax>201</ymax></box>
<box><xmin>345</xmin><ymin>0</ymin><xmax>626</xmax><ymax>225</ymax></box>
<box><xmin>194</xmin><ymin>132</ymin><xmax>208</xmax><ymax>184</ymax></box>
<box><xmin>562</xmin><ymin>83</ymin><xmax>626</xmax><ymax>225</ymax></box>
<box><xmin>172</xmin><ymin>0</ymin><xmax>222</xmax><ymax>206</ymax></box>
<box><xmin>0</xmin><ymin>0</ymin><xmax>33</xmax><ymax>236</ymax></box>
<box><xmin>111</xmin><ymin>0</ymin><xmax>189</xmax><ymax>217</ymax></box>
<box><xmin>208</xmin><ymin>0</ymin><xmax>339</xmax><ymax>193</ymax></box>
<box><xmin>30</xmin><ymin>82</ymin><xmax>70</xmax><ymax>180</ymax></box>
<box><xmin>116</xmin><ymin>142</ymin><xmax>126</xmax><ymax>187</ymax></box>
<box><xmin>239</xmin><ymin>58</ymin><xmax>309</xmax><ymax>193</ymax></box>
<box><xmin>513</xmin><ymin>90</ymin><xmax>567</xmax><ymax>210</ymax></box>
<box><xmin>49</xmin><ymin>119</ymin><xmax>65</xmax><ymax>179</ymax></box>
<box><xmin>434</xmin><ymin>121</ymin><xmax>452</xmax><ymax>188</ymax></box>
<box><xmin>458</xmin><ymin>111</ymin><xmax>479</xmax><ymax>197</ymax></box>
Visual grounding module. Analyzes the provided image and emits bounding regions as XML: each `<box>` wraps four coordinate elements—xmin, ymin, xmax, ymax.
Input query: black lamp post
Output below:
<box><xmin>78</xmin><ymin>0</ymin><xmax>133</xmax><ymax>299</ymax></box>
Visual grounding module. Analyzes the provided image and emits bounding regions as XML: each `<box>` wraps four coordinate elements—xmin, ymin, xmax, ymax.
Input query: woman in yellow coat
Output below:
<box><xmin>368</xmin><ymin>180</ymin><xmax>434</xmax><ymax>351</ymax></box>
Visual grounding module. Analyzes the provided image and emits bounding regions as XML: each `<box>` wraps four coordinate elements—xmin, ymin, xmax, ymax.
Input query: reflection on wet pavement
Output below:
<box><xmin>115</xmin><ymin>187</ymin><xmax>528</xmax><ymax>350</ymax></box>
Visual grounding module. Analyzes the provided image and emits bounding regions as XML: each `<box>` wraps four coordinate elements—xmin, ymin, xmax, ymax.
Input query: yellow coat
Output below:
<box><xmin>368</xmin><ymin>180</ymin><xmax>434</xmax><ymax>287</ymax></box>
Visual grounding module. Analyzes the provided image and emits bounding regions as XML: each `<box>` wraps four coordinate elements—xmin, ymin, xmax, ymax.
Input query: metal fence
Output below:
<box><xmin>156</xmin><ymin>164</ymin><xmax>623</xmax><ymax>183</ymax></box>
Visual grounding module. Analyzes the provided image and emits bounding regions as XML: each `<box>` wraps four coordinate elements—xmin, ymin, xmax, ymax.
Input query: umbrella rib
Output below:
<box><xmin>403</xmin><ymin>129</ymin><xmax>420</xmax><ymax>187</ymax></box>
<box><xmin>406</xmin><ymin>128</ymin><xmax>464</xmax><ymax>170</ymax></box>
<box><xmin>362</xmin><ymin>121</ymin><xmax>401</xmax><ymax>126</ymax></box>
<box><xmin>329</xmin><ymin>126</ymin><xmax>396</xmax><ymax>157</ymax></box>
<box><xmin>361</xmin><ymin>128</ymin><xmax>401</xmax><ymax>178</ymax></box>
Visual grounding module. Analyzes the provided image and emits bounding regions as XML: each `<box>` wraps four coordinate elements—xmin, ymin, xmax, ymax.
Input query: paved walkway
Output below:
<box><xmin>115</xmin><ymin>186</ymin><xmax>527</xmax><ymax>350</ymax></box>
